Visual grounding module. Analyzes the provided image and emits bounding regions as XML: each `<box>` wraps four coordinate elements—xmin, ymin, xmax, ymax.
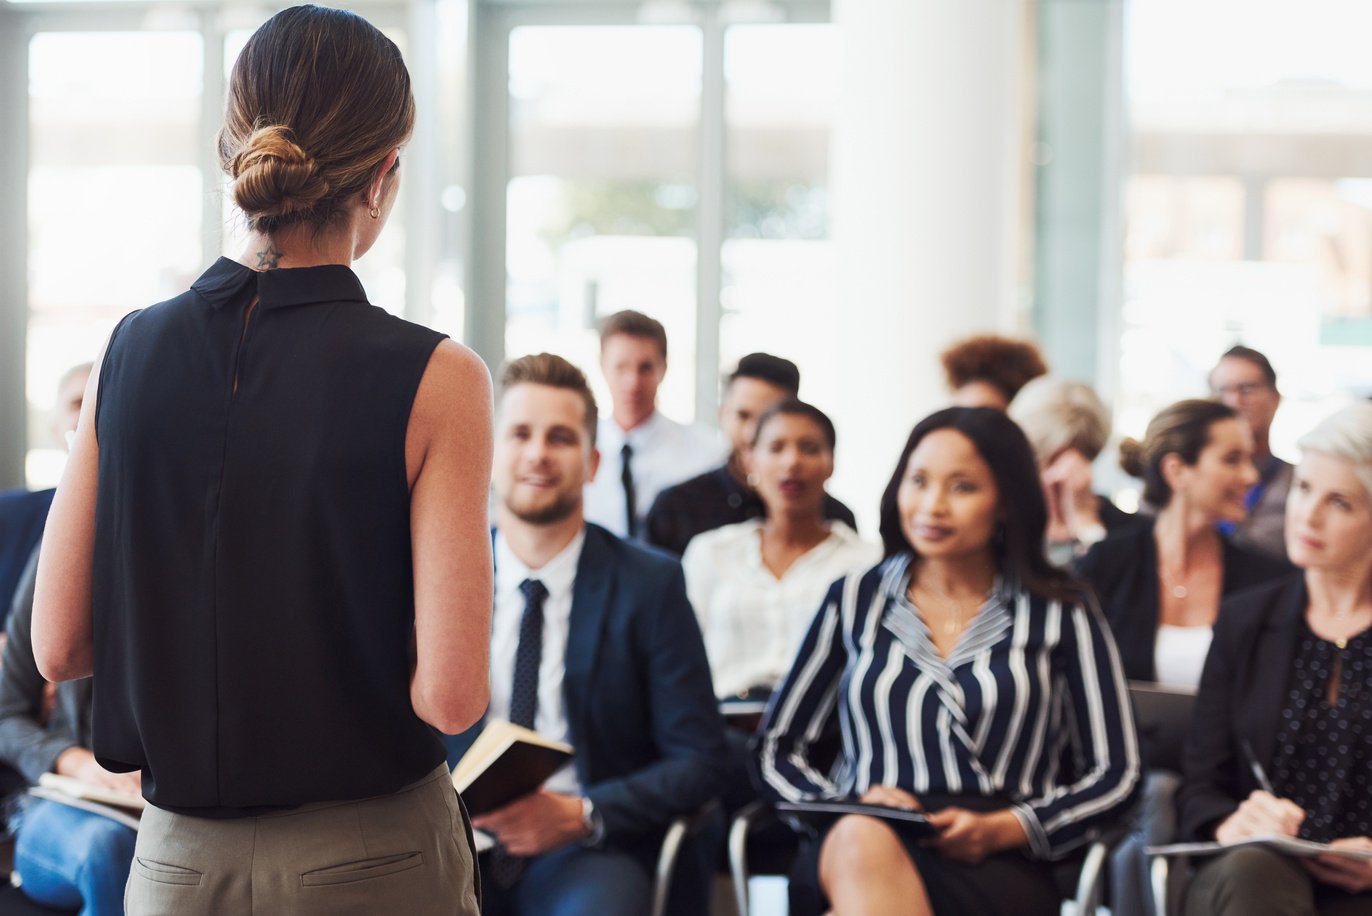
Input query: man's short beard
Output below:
<box><xmin>504</xmin><ymin>490</ymin><xmax>581</xmax><ymax>526</ymax></box>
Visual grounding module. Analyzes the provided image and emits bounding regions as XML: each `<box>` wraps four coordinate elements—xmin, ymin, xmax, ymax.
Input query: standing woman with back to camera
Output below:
<box><xmin>30</xmin><ymin>6</ymin><xmax>492</xmax><ymax>913</ymax></box>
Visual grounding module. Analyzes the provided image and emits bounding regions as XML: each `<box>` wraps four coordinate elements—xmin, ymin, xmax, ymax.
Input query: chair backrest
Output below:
<box><xmin>1129</xmin><ymin>681</ymin><xmax>1197</xmax><ymax>773</ymax></box>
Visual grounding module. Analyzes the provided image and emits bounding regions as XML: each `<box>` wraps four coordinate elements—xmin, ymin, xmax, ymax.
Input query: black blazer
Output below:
<box><xmin>1176</xmin><ymin>574</ymin><xmax>1308</xmax><ymax>841</ymax></box>
<box><xmin>1075</xmin><ymin>520</ymin><xmax>1291</xmax><ymax>682</ymax></box>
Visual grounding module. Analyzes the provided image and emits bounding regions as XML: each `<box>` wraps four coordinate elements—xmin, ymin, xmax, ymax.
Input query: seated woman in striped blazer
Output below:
<box><xmin>753</xmin><ymin>406</ymin><xmax>1141</xmax><ymax>916</ymax></box>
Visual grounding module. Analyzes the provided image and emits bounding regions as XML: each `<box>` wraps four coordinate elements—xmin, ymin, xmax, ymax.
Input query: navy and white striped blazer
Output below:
<box><xmin>754</xmin><ymin>553</ymin><xmax>1141</xmax><ymax>860</ymax></box>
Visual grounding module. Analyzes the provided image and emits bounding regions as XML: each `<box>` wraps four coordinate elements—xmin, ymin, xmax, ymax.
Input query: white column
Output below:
<box><xmin>811</xmin><ymin>0</ymin><xmax>1030</xmax><ymax>533</ymax></box>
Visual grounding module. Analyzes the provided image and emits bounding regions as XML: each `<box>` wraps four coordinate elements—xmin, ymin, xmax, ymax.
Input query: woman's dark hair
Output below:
<box><xmin>878</xmin><ymin>406</ymin><xmax>1084</xmax><ymax>604</ymax></box>
<box><xmin>1118</xmin><ymin>399</ymin><xmax>1237</xmax><ymax>509</ymax></box>
<box><xmin>218</xmin><ymin>5</ymin><xmax>415</xmax><ymax>232</ymax></box>
<box><xmin>752</xmin><ymin>399</ymin><xmax>836</xmax><ymax>451</ymax></box>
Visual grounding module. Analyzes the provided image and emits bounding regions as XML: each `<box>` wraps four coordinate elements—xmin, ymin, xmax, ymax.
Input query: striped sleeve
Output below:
<box><xmin>1011</xmin><ymin>599</ymin><xmax>1141</xmax><ymax>859</ymax></box>
<box><xmin>752</xmin><ymin>576</ymin><xmax>850</xmax><ymax>801</ymax></box>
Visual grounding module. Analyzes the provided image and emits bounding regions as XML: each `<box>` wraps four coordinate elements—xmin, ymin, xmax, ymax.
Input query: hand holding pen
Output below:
<box><xmin>1215</xmin><ymin>740</ymin><xmax>1306</xmax><ymax>844</ymax></box>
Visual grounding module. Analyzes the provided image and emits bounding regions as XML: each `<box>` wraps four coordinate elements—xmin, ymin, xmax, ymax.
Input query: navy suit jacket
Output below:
<box><xmin>447</xmin><ymin>523</ymin><xmax>729</xmax><ymax>847</ymax></box>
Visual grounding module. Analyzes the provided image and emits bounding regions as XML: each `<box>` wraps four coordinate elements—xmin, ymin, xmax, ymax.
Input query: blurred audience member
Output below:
<box><xmin>1078</xmin><ymin>399</ymin><xmax>1289</xmax><ymax>689</ymax></box>
<box><xmin>583</xmin><ymin>311</ymin><xmax>721</xmax><ymax>539</ymax></box>
<box><xmin>940</xmin><ymin>334</ymin><xmax>1047</xmax><ymax>411</ymax></box>
<box><xmin>1179</xmin><ymin>402</ymin><xmax>1372</xmax><ymax>915</ymax></box>
<box><xmin>682</xmin><ymin>400</ymin><xmax>878</xmax><ymax>702</ymax></box>
<box><xmin>647</xmin><ymin>354</ymin><xmax>857</xmax><ymax>555</ymax></box>
<box><xmin>1077</xmin><ymin>399</ymin><xmax>1290</xmax><ymax>916</ymax></box>
<box><xmin>1210</xmin><ymin>345</ymin><xmax>1291</xmax><ymax>561</ymax></box>
<box><xmin>0</xmin><ymin>363</ymin><xmax>90</xmax><ymax>626</ymax></box>
<box><xmin>0</xmin><ymin>550</ymin><xmax>136</xmax><ymax>915</ymax></box>
<box><xmin>1009</xmin><ymin>377</ymin><xmax>1136</xmax><ymax>565</ymax></box>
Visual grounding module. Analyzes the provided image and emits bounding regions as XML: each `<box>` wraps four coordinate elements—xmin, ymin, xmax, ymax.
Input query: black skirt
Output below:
<box><xmin>786</xmin><ymin>794</ymin><xmax>1076</xmax><ymax>916</ymax></box>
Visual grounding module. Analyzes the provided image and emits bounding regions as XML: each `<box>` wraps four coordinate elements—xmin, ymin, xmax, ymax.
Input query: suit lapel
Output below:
<box><xmin>564</xmin><ymin>525</ymin><xmax>615</xmax><ymax>774</ymax></box>
<box><xmin>1246</xmin><ymin>577</ymin><xmax>1307</xmax><ymax>769</ymax></box>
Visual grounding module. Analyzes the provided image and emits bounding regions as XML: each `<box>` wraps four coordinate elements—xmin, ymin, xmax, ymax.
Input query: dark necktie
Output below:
<box><xmin>621</xmin><ymin>443</ymin><xmax>637</xmax><ymax>538</ymax></box>
<box><xmin>490</xmin><ymin>577</ymin><xmax>549</xmax><ymax>888</ymax></box>
<box><xmin>508</xmin><ymin>578</ymin><xmax>548</xmax><ymax>730</ymax></box>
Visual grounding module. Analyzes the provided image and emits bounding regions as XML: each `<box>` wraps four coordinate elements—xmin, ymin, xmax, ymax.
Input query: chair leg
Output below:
<box><xmin>1072</xmin><ymin>840</ymin><xmax>1109</xmax><ymax>915</ymax></box>
<box><xmin>650</xmin><ymin>819</ymin><xmax>689</xmax><ymax>916</ymax></box>
<box><xmin>728</xmin><ymin>811</ymin><xmax>752</xmax><ymax>916</ymax></box>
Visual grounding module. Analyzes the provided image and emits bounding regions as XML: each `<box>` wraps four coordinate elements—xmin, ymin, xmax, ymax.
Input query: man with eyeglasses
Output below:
<box><xmin>1209</xmin><ymin>345</ymin><xmax>1290</xmax><ymax>560</ymax></box>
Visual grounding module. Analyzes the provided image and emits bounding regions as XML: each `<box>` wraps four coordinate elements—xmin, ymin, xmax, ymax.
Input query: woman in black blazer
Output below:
<box><xmin>1179</xmin><ymin>402</ymin><xmax>1372</xmax><ymax>915</ymax></box>
<box><xmin>1077</xmin><ymin>399</ymin><xmax>1290</xmax><ymax>690</ymax></box>
<box><xmin>1076</xmin><ymin>399</ymin><xmax>1289</xmax><ymax>916</ymax></box>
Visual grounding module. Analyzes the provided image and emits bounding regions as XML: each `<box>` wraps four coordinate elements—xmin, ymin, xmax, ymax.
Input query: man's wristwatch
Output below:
<box><xmin>580</xmin><ymin>796</ymin><xmax>605</xmax><ymax>845</ymax></box>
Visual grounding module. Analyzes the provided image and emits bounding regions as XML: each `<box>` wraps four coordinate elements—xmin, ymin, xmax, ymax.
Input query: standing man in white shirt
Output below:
<box><xmin>583</xmin><ymin>311</ymin><xmax>722</xmax><ymax>539</ymax></box>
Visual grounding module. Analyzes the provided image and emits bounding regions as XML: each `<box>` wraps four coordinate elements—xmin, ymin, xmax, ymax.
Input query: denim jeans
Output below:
<box><xmin>13</xmin><ymin>797</ymin><xmax>137</xmax><ymax>916</ymax></box>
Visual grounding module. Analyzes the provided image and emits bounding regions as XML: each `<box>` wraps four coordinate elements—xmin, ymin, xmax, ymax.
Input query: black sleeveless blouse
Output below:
<box><xmin>91</xmin><ymin>258</ymin><xmax>448</xmax><ymax>816</ymax></box>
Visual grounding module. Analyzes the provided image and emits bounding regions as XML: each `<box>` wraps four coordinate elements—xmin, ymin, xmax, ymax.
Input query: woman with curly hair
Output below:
<box><xmin>940</xmin><ymin>334</ymin><xmax>1048</xmax><ymax>411</ymax></box>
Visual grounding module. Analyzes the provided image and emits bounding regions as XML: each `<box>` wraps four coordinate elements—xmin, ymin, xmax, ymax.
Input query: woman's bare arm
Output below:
<box><xmin>32</xmin><ymin>351</ymin><xmax>105</xmax><ymax>682</ymax></box>
<box><xmin>406</xmin><ymin>339</ymin><xmax>493</xmax><ymax>734</ymax></box>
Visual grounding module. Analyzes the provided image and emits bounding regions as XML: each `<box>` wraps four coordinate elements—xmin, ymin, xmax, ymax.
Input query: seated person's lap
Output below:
<box><xmin>482</xmin><ymin>845</ymin><xmax>652</xmax><ymax>916</ymax></box>
<box><xmin>788</xmin><ymin>796</ymin><xmax>1065</xmax><ymax>916</ymax></box>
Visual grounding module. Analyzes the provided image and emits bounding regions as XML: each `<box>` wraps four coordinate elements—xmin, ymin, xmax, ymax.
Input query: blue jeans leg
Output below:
<box><xmin>14</xmin><ymin>799</ymin><xmax>138</xmax><ymax>916</ymax></box>
<box><xmin>510</xmin><ymin>843</ymin><xmax>653</xmax><ymax>916</ymax></box>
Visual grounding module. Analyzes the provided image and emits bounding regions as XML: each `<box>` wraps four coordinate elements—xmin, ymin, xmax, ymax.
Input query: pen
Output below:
<box><xmin>1241</xmin><ymin>739</ymin><xmax>1275</xmax><ymax>794</ymax></box>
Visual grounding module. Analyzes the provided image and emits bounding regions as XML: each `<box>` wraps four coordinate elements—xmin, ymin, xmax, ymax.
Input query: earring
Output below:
<box><xmin>746</xmin><ymin>474</ymin><xmax>759</xmax><ymax>489</ymax></box>
<box><xmin>368</xmin><ymin>203</ymin><xmax>380</xmax><ymax>219</ymax></box>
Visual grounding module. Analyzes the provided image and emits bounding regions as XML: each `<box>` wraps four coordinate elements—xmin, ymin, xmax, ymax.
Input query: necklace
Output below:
<box><xmin>1158</xmin><ymin>564</ymin><xmax>1189</xmax><ymax>599</ymax></box>
<box><xmin>912</xmin><ymin>581</ymin><xmax>987</xmax><ymax>636</ymax></box>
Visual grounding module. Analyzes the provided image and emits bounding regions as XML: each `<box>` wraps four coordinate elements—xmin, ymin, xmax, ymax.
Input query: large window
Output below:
<box><xmin>471</xmin><ymin>1</ymin><xmax>832</xmax><ymax>426</ymax></box>
<box><xmin>26</xmin><ymin>29</ymin><xmax>203</xmax><ymax>485</ymax></box>
<box><xmin>7</xmin><ymin>0</ymin><xmax>457</xmax><ymax>488</ymax></box>
<box><xmin>1121</xmin><ymin>0</ymin><xmax>1372</xmax><ymax>464</ymax></box>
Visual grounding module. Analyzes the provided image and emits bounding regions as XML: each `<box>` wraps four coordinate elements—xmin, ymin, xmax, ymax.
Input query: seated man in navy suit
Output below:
<box><xmin>447</xmin><ymin>352</ymin><xmax>729</xmax><ymax>916</ymax></box>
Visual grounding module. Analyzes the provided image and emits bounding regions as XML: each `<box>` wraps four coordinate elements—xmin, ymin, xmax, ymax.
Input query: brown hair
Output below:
<box><xmin>500</xmin><ymin>354</ymin><xmax>600</xmax><ymax>447</ymax></box>
<box><xmin>1118</xmin><ymin>399</ymin><xmax>1237</xmax><ymax>508</ymax></box>
<box><xmin>218</xmin><ymin>5</ymin><xmax>415</xmax><ymax>233</ymax></box>
<box><xmin>599</xmin><ymin>311</ymin><xmax>668</xmax><ymax>362</ymax></box>
<box><xmin>940</xmin><ymin>335</ymin><xmax>1048</xmax><ymax>403</ymax></box>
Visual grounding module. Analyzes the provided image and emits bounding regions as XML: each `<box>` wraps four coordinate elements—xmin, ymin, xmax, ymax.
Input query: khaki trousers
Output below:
<box><xmin>125</xmin><ymin>764</ymin><xmax>480</xmax><ymax>915</ymax></box>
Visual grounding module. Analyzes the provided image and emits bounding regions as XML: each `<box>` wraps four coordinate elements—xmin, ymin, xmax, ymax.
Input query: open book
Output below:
<box><xmin>30</xmin><ymin>773</ymin><xmax>143</xmax><ymax>831</ymax></box>
<box><xmin>777</xmin><ymin>800</ymin><xmax>938</xmax><ymax>836</ymax></box>
<box><xmin>1147</xmin><ymin>835</ymin><xmax>1372</xmax><ymax>861</ymax></box>
<box><xmin>451</xmin><ymin>720</ymin><xmax>573</xmax><ymax>817</ymax></box>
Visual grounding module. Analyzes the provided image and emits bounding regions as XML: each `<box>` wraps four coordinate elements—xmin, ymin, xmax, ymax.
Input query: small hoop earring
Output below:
<box><xmin>746</xmin><ymin>474</ymin><xmax>759</xmax><ymax>489</ymax></box>
<box><xmin>368</xmin><ymin>205</ymin><xmax>380</xmax><ymax>219</ymax></box>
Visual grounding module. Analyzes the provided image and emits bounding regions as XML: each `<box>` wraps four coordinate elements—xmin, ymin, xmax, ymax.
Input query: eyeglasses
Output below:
<box><xmin>1211</xmin><ymin>382</ymin><xmax>1272</xmax><ymax>399</ymax></box>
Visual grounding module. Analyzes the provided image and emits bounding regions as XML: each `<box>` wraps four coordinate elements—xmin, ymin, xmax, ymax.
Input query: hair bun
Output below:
<box><xmin>229</xmin><ymin>125</ymin><xmax>331</xmax><ymax>219</ymax></box>
<box><xmin>1118</xmin><ymin>437</ymin><xmax>1146</xmax><ymax>478</ymax></box>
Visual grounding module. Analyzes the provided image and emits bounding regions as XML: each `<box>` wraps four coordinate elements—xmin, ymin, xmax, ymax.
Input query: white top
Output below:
<box><xmin>491</xmin><ymin>528</ymin><xmax>585</xmax><ymax>795</ymax></box>
<box><xmin>583</xmin><ymin>410</ymin><xmax>723</xmax><ymax>539</ymax></box>
<box><xmin>1153</xmin><ymin>624</ymin><xmax>1214</xmax><ymax>692</ymax></box>
<box><xmin>682</xmin><ymin>519</ymin><xmax>881</xmax><ymax>698</ymax></box>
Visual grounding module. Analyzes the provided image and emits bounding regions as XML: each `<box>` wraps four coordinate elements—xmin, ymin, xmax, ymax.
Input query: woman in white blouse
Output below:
<box><xmin>683</xmin><ymin>400</ymin><xmax>879</xmax><ymax>701</ymax></box>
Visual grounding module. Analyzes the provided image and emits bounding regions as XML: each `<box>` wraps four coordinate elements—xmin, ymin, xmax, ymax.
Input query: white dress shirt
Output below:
<box><xmin>681</xmin><ymin>519</ymin><xmax>881</xmax><ymax>698</ymax></box>
<box><xmin>583</xmin><ymin>411</ymin><xmax>723</xmax><ymax>539</ymax></box>
<box><xmin>491</xmin><ymin>528</ymin><xmax>585</xmax><ymax>795</ymax></box>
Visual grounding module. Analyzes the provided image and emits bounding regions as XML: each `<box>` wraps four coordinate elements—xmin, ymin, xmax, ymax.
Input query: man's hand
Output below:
<box><xmin>1215</xmin><ymin>790</ymin><xmax>1305</xmax><ymax>844</ymax></box>
<box><xmin>925</xmin><ymin>808</ymin><xmax>1027</xmax><ymax>865</ymax></box>
<box><xmin>53</xmin><ymin>747</ymin><xmax>142</xmax><ymax>797</ymax></box>
<box><xmin>1302</xmin><ymin>837</ymin><xmax>1372</xmax><ymax>893</ymax></box>
<box><xmin>471</xmin><ymin>790</ymin><xmax>588</xmax><ymax>857</ymax></box>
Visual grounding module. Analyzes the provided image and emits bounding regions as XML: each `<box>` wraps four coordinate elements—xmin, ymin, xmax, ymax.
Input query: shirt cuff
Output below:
<box><xmin>1011</xmin><ymin>802</ymin><xmax>1051</xmax><ymax>859</ymax></box>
